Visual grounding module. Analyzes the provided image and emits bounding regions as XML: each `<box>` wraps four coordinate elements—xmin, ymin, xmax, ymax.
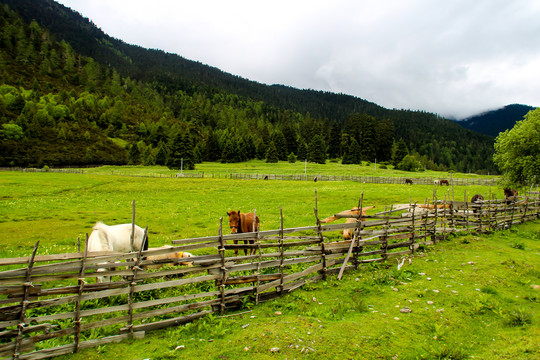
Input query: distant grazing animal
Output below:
<box><xmin>87</xmin><ymin>222</ymin><xmax>149</xmax><ymax>282</ymax></box>
<box><xmin>145</xmin><ymin>245</ymin><xmax>193</xmax><ymax>269</ymax></box>
<box><xmin>314</xmin><ymin>176</ymin><xmax>318</xmax><ymax>182</ymax></box>
<box><xmin>439</xmin><ymin>179</ymin><xmax>449</xmax><ymax>186</ymax></box>
<box><xmin>264</xmin><ymin>175</ymin><xmax>269</xmax><ymax>180</ymax></box>
<box><xmin>471</xmin><ymin>194</ymin><xmax>484</xmax><ymax>214</ymax></box>
<box><xmin>504</xmin><ymin>188</ymin><xmax>518</xmax><ymax>205</ymax></box>
<box><xmin>227</xmin><ymin>211</ymin><xmax>260</xmax><ymax>256</ymax></box>
<box><xmin>434</xmin><ymin>179</ymin><xmax>440</xmax><ymax>185</ymax></box>
<box><xmin>320</xmin><ymin>206</ymin><xmax>375</xmax><ymax>240</ymax></box>
<box><xmin>405</xmin><ymin>178</ymin><xmax>413</xmax><ymax>185</ymax></box>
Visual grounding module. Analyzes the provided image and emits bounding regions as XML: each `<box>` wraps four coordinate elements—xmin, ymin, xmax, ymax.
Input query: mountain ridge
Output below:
<box><xmin>457</xmin><ymin>104</ymin><xmax>536</xmax><ymax>137</ymax></box>
<box><xmin>0</xmin><ymin>0</ymin><xmax>498</xmax><ymax>172</ymax></box>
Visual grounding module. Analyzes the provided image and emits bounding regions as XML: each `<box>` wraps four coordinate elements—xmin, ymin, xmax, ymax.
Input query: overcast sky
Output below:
<box><xmin>56</xmin><ymin>0</ymin><xmax>540</xmax><ymax>119</ymax></box>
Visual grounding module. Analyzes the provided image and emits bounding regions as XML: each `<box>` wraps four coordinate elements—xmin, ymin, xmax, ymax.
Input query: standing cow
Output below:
<box><xmin>227</xmin><ymin>210</ymin><xmax>260</xmax><ymax>256</ymax></box>
<box><xmin>504</xmin><ymin>188</ymin><xmax>518</xmax><ymax>205</ymax></box>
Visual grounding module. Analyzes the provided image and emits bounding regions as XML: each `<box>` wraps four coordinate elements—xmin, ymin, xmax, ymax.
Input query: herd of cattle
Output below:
<box><xmin>87</xmin><ymin>187</ymin><xmax>519</xmax><ymax>282</ymax></box>
<box><xmin>404</xmin><ymin>178</ymin><xmax>449</xmax><ymax>185</ymax></box>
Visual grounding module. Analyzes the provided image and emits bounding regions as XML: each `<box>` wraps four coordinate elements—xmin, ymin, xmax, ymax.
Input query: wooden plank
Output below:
<box><xmin>16</xmin><ymin>332</ymin><xmax>144</xmax><ymax>360</ymax></box>
<box><xmin>122</xmin><ymin>310</ymin><xmax>211</xmax><ymax>333</ymax></box>
<box><xmin>0</xmin><ymin>251</ymin><xmax>121</xmax><ymax>266</ymax></box>
<box><xmin>257</xmin><ymin>262</ymin><xmax>324</xmax><ymax>293</ymax></box>
<box><xmin>217</xmin><ymin>274</ymin><xmax>282</xmax><ymax>286</ymax></box>
<box><xmin>0</xmin><ymin>339</ymin><xmax>35</xmax><ymax>358</ymax></box>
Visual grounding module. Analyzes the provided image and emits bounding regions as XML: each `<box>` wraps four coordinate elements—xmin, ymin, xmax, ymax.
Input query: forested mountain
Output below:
<box><xmin>458</xmin><ymin>104</ymin><xmax>536</xmax><ymax>137</ymax></box>
<box><xmin>0</xmin><ymin>0</ymin><xmax>497</xmax><ymax>173</ymax></box>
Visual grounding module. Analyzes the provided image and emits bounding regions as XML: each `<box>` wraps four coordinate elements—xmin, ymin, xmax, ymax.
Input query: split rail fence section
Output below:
<box><xmin>0</xmin><ymin>194</ymin><xmax>539</xmax><ymax>359</ymax></box>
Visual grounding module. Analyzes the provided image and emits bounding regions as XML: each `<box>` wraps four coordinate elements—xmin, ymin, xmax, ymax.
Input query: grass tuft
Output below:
<box><xmin>506</xmin><ymin>308</ymin><xmax>533</xmax><ymax>327</ymax></box>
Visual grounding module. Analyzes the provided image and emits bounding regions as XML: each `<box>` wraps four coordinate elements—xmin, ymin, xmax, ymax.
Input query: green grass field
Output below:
<box><xmin>75</xmin><ymin>160</ymin><xmax>499</xmax><ymax>179</ymax></box>
<box><xmin>0</xmin><ymin>168</ymin><xmax>498</xmax><ymax>258</ymax></box>
<box><xmin>0</xmin><ymin>168</ymin><xmax>537</xmax><ymax>360</ymax></box>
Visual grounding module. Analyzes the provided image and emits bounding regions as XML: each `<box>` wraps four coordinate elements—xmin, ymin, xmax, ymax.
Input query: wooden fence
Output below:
<box><xmin>1</xmin><ymin>194</ymin><xmax>538</xmax><ymax>359</ymax></box>
<box><xmin>0</xmin><ymin>168</ymin><xmax>499</xmax><ymax>186</ymax></box>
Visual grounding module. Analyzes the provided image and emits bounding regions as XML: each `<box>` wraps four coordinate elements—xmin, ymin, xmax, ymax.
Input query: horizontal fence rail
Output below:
<box><xmin>0</xmin><ymin>193</ymin><xmax>538</xmax><ymax>359</ymax></box>
<box><xmin>1</xmin><ymin>167</ymin><xmax>500</xmax><ymax>186</ymax></box>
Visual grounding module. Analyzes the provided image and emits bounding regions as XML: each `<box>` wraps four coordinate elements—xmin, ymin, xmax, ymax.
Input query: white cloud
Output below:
<box><xmin>57</xmin><ymin>0</ymin><xmax>540</xmax><ymax>118</ymax></box>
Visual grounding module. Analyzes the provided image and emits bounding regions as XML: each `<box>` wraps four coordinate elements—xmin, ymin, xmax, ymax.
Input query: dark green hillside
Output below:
<box><xmin>459</xmin><ymin>104</ymin><xmax>536</xmax><ymax>137</ymax></box>
<box><xmin>0</xmin><ymin>0</ymin><xmax>497</xmax><ymax>172</ymax></box>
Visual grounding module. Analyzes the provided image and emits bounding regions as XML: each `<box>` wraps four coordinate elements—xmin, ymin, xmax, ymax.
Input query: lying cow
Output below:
<box><xmin>320</xmin><ymin>206</ymin><xmax>375</xmax><ymax>240</ymax></box>
<box><xmin>87</xmin><ymin>222</ymin><xmax>149</xmax><ymax>282</ymax></box>
<box><xmin>145</xmin><ymin>245</ymin><xmax>193</xmax><ymax>269</ymax></box>
<box><xmin>403</xmin><ymin>203</ymin><xmax>453</xmax><ymax>217</ymax></box>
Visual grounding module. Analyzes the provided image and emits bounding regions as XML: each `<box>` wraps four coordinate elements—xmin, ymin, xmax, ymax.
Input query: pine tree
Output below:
<box><xmin>221</xmin><ymin>138</ymin><xmax>237</xmax><ymax>163</ymax></box>
<box><xmin>204</xmin><ymin>130</ymin><xmax>221</xmax><ymax>161</ymax></box>
<box><xmin>155</xmin><ymin>142</ymin><xmax>167</xmax><ymax>166</ymax></box>
<box><xmin>308</xmin><ymin>135</ymin><xmax>326</xmax><ymax>164</ymax></box>
<box><xmin>327</xmin><ymin>122</ymin><xmax>342</xmax><ymax>159</ymax></box>
<box><xmin>128</xmin><ymin>143</ymin><xmax>141</xmax><ymax>165</ymax></box>
<box><xmin>265</xmin><ymin>141</ymin><xmax>279</xmax><ymax>163</ymax></box>
<box><xmin>272</xmin><ymin>131</ymin><xmax>288</xmax><ymax>160</ymax></box>
<box><xmin>358</xmin><ymin>114</ymin><xmax>376</xmax><ymax>161</ymax></box>
<box><xmin>391</xmin><ymin>138</ymin><xmax>409</xmax><ymax>167</ymax></box>
<box><xmin>167</xmin><ymin>132</ymin><xmax>195</xmax><ymax>170</ymax></box>
<box><xmin>342</xmin><ymin>137</ymin><xmax>361</xmax><ymax>164</ymax></box>
<box><xmin>297</xmin><ymin>141</ymin><xmax>308</xmax><ymax>161</ymax></box>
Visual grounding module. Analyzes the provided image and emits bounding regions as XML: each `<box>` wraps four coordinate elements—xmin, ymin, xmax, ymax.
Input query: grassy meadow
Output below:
<box><xmin>75</xmin><ymin>160</ymin><xmax>499</xmax><ymax>179</ymax></box>
<box><xmin>0</xmin><ymin>166</ymin><xmax>498</xmax><ymax>258</ymax></box>
<box><xmin>0</xmin><ymin>166</ymin><xmax>537</xmax><ymax>359</ymax></box>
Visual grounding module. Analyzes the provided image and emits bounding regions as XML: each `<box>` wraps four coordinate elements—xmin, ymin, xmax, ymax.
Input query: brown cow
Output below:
<box><xmin>471</xmin><ymin>194</ymin><xmax>484</xmax><ymax>203</ymax></box>
<box><xmin>471</xmin><ymin>194</ymin><xmax>484</xmax><ymax>214</ymax></box>
<box><xmin>504</xmin><ymin>188</ymin><xmax>518</xmax><ymax>205</ymax></box>
<box><xmin>320</xmin><ymin>206</ymin><xmax>375</xmax><ymax>240</ymax></box>
<box><xmin>439</xmin><ymin>179</ymin><xmax>449</xmax><ymax>186</ymax></box>
<box><xmin>405</xmin><ymin>178</ymin><xmax>413</xmax><ymax>185</ymax></box>
<box><xmin>227</xmin><ymin>210</ymin><xmax>260</xmax><ymax>256</ymax></box>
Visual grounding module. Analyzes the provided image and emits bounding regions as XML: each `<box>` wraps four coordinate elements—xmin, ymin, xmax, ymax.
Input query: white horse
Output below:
<box><xmin>87</xmin><ymin>222</ymin><xmax>148</xmax><ymax>282</ymax></box>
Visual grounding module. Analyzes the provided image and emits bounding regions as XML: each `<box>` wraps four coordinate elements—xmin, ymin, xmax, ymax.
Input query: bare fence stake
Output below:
<box><xmin>131</xmin><ymin>200</ymin><xmax>136</xmax><ymax>253</ymax></box>
<box><xmin>13</xmin><ymin>241</ymin><xmax>39</xmax><ymax>360</ymax></box>
<box><xmin>74</xmin><ymin>234</ymin><xmax>89</xmax><ymax>353</ymax></box>
<box><xmin>278</xmin><ymin>207</ymin><xmax>285</xmax><ymax>295</ymax></box>
<box><xmin>127</xmin><ymin>226</ymin><xmax>148</xmax><ymax>339</ymax></box>
<box><xmin>313</xmin><ymin>190</ymin><xmax>327</xmax><ymax>281</ymax></box>
<box><xmin>338</xmin><ymin>193</ymin><xmax>363</xmax><ymax>280</ymax></box>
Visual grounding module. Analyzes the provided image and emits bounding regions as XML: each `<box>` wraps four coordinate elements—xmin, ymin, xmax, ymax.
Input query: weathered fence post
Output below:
<box><xmin>130</xmin><ymin>200</ymin><xmax>136</xmax><ymax>253</ymax></box>
<box><xmin>254</xmin><ymin>209</ymin><xmax>263</xmax><ymax>305</ymax></box>
<box><xmin>314</xmin><ymin>191</ymin><xmax>327</xmax><ymax>281</ymax></box>
<box><xmin>338</xmin><ymin>193</ymin><xmax>363</xmax><ymax>280</ymax></box>
<box><xmin>73</xmin><ymin>235</ymin><xmax>89</xmax><ymax>353</ymax></box>
<box><xmin>278</xmin><ymin>207</ymin><xmax>285</xmax><ymax>295</ymax></box>
<box><xmin>127</xmin><ymin>227</ymin><xmax>148</xmax><ymax>339</ymax></box>
<box><xmin>218</xmin><ymin>217</ymin><xmax>227</xmax><ymax>314</ymax></box>
<box><xmin>13</xmin><ymin>241</ymin><xmax>39</xmax><ymax>359</ymax></box>
<box><xmin>521</xmin><ymin>196</ymin><xmax>529</xmax><ymax>223</ymax></box>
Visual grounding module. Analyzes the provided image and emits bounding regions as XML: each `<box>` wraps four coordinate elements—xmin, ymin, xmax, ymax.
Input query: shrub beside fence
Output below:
<box><xmin>0</xmin><ymin>194</ymin><xmax>538</xmax><ymax>359</ymax></box>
